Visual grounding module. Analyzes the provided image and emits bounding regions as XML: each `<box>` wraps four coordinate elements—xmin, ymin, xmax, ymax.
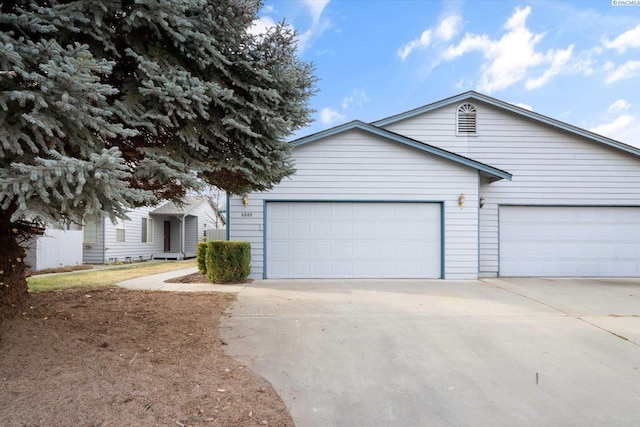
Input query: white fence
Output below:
<box><xmin>205</xmin><ymin>228</ymin><xmax>227</xmax><ymax>241</ymax></box>
<box><xmin>26</xmin><ymin>228</ymin><xmax>83</xmax><ymax>271</ymax></box>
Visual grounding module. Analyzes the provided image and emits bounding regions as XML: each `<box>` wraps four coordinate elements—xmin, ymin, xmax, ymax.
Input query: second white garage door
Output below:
<box><xmin>500</xmin><ymin>206</ymin><xmax>640</xmax><ymax>277</ymax></box>
<box><xmin>266</xmin><ymin>202</ymin><xmax>442</xmax><ymax>279</ymax></box>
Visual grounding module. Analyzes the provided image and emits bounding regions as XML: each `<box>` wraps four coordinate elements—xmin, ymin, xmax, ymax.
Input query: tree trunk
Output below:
<box><xmin>0</xmin><ymin>205</ymin><xmax>31</xmax><ymax>319</ymax></box>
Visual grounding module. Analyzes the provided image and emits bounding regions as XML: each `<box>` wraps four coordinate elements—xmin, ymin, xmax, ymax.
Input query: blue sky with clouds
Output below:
<box><xmin>252</xmin><ymin>1</ymin><xmax>640</xmax><ymax>146</ymax></box>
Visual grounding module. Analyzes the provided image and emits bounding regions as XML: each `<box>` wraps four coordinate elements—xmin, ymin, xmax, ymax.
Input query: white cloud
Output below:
<box><xmin>442</xmin><ymin>6</ymin><xmax>545</xmax><ymax>92</ymax></box>
<box><xmin>525</xmin><ymin>45</ymin><xmax>573</xmax><ymax>89</ymax></box>
<box><xmin>398</xmin><ymin>29</ymin><xmax>432</xmax><ymax>61</ymax></box>
<box><xmin>442</xmin><ymin>6</ymin><xmax>583</xmax><ymax>93</ymax></box>
<box><xmin>248</xmin><ymin>15</ymin><xmax>277</xmax><ymax>36</ymax></box>
<box><xmin>589</xmin><ymin>114</ymin><xmax>637</xmax><ymax>143</ymax></box>
<box><xmin>435</xmin><ymin>14</ymin><xmax>462</xmax><ymax>42</ymax></box>
<box><xmin>608</xmin><ymin>99</ymin><xmax>631</xmax><ymax>113</ymax></box>
<box><xmin>511</xmin><ymin>102</ymin><xmax>533</xmax><ymax>111</ymax></box>
<box><xmin>320</xmin><ymin>107</ymin><xmax>345</xmax><ymax>126</ymax></box>
<box><xmin>296</xmin><ymin>0</ymin><xmax>331</xmax><ymax>52</ymax></box>
<box><xmin>341</xmin><ymin>89</ymin><xmax>369</xmax><ymax>110</ymax></box>
<box><xmin>603</xmin><ymin>24</ymin><xmax>640</xmax><ymax>53</ymax></box>
<box><xmin>606</xmin><ymin>60</ymin><xmax>640</xmax><ymax>84</ymax></box>
<box><xmin>454</xmin><ymin>77</ymin><xmax>471</xmax><ymax>90</ymax></box>
<box><xmin>304</xmin><ymin>0</ymin><xmax>330</xmax><ymax>26</ymax></box>
<box><xmin>398</xmin><ymin>13</ymin><xmax>462</xmax><ymax>61</ymax></box>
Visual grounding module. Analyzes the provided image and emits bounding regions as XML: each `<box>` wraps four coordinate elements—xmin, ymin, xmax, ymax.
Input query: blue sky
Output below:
<box><xmin>251</xmin><ymin>0</ymin><xmax>640</xmax><ymax>146</ymax></box>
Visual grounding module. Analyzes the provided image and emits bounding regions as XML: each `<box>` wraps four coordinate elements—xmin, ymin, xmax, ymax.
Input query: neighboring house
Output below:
<box><xmin>229</xmin><ymin>91</ymin><xmax>640</xmax><ymax>280</ymax></box>
<box><xmin>83</xmin><ymin>196</ymin><xmax>224</xmax><ymax>264</ymax></box>
<box><xmin>27</xmin><ymin>196</ymin><xmax>225</xmax><ymax>271</ymax></box>
<box><xmin>24</xmin><ymin>223</ymin><xmax>83</xmax><ymax>271</ymax></box>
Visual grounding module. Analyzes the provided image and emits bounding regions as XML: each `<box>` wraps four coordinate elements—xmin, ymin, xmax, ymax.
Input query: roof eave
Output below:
<box><xmin>373</xmin><ymin>91</ymin><xmax>640</xmax><ymax>159</ymax></box>
<box><xmin>292</xmin><ymin>120</ymin><xmax>512</xmax><ymax>181</ymax></box>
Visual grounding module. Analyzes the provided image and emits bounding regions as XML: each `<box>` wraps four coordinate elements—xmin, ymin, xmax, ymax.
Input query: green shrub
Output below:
<box><xmin>206</xmin><ymin>240</ymin><xmax>251</xmax><ymax>283</ymax></box>
<box><xmin>196</xmin><ymin>241</ymin><xmax>208</xmax><ymax>274</ymax></box>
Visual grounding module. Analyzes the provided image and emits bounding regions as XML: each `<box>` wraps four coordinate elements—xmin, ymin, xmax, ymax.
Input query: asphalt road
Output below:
<box><xmin>221</xmin><ymin>278</ymin><xmax>640</xmax><ymax>427</ymax></box>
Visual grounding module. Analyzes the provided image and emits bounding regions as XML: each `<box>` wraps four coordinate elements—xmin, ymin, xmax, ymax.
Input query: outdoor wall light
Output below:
<box><xmin>479</xmin><ymin>196</ymin><xmax>485</xmax><ymax>208</ymax></box>
<box><xmin>242</xmin><ymin>193</ymin><xmax>249</xmax><ymax>207</ymax></box>
<box><xmin>458</xmin><ymin>193</ymin><xmax>465</xmax><ymax>207</ymax></box>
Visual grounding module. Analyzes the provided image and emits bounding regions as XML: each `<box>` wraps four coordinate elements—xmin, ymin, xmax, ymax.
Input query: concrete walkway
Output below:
<box><xmin>116</xmin><ymin>267</ymin><xmax>249</xmax><ymax>293</ymax></box>
<box><xmin>220</xmin><ymin>278</ymin><xmax>640</xmax><ymax>427</ymax></box>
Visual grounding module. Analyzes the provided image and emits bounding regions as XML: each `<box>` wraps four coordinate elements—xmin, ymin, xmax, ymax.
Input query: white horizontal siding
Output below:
<box><xmin>25</xmin><ymin>227</ymin><xmax>83</xmax><ymax>271</ymax></box>
<box><xmin>83</xmin><ymin>218</ymin><xmax>105</xmax><ymax>264</ymax></box>
<box><xmin>104</xmin><ymin>207</ymin><xmax>163</xmax><ymax>262</ymax></box>
<box><xmin>384</xmin><ymin>101</ymin><xmax>640</xmax><ymax>276</ymax></box>
<box><xmin>183</xmin><ymin>200</ymin><xmax>219</xmax><ymax>253</ymax></box>
<box><xmin>229</xmin><ymin>128</ymin><xmax>480</xmax><ymax>280</ymax></box>
<box><xmin>384</xmin><ymin>107</ymin><xmax>471</xmax><ymax>155</ymax></box>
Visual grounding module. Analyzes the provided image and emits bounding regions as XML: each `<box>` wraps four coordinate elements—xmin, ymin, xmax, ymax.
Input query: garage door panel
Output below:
<box><xmin>334</xmin><ymin>222</ymin><xmax>354</xmax><ymax>238</ymax></box>
<box><xmin>333</xmin><ymin>241</ymin><xmax>354</xmax><ymax>257</ymax></box>
<box><xmin>354</xmin><ymin>241</ymin><xmax>375</xmax><ymax>256</ymax></box>
<box><xmin>311</xmin><ymin>223</ymin><xmax>329</xmax><ymax>237</ymax></box>
<box><xmin>500</xmin><ymin>206</ymin><xmax>640</xmax><ymax>277</ymax></box>
<box><xmin>292</xmin><ymin>222</ymin><xmax>311</xmax><ymax>238</ymax></box>
<box><xmin>270</xmin><ymin>241</ymin><xmax>290</xmax><ymax>256</ymax></box>
<box><xmin>268</xmin><ymin>222</ymin><xmax>289</xmax><ymax>237</ymax></box>
<box><xmin>311</xmin><ymin>241</ymin><xmax>331</xmax><ymax>257</ymax></box>
<box><xmin>267</xmin><ymin>202</ymin><xmax>441</xmax><ymax>278</ymax></box>
<box><xmin>355</xmin><ymin>222</ymin><xmax>375</xmax><ymax>236</ymax></box>
<box><xmin>292</xmin><ymin>241</ymin><xmax>310</xmax><ymax>256</ymax></box>
<box><xmin>291</xmin><ymin>203</ymin><xmax>311</xmax><ymax>217</ymax></box>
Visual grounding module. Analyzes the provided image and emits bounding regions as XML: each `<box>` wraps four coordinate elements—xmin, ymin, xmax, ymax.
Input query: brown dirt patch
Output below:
<box><xmin>165</xmin><ymin>272</ymin><xmax>211</xmax><ymax>283</ymax></box>
<box><xmin>0</xmin><ymin>288</ymin><xmax>293</xmax><ymax>427</ymax></box>
<box><xmin>165</xmin><ymin>273</ymin><xmax>253</xmax><ymax>286</ymax></box>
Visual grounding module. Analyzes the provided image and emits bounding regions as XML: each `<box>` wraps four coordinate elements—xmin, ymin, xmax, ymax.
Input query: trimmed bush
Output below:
<box><xmin>196</xmin><ymin>241</ymin><xmax>208</xmax><ymax>274</ymax></box>
<box><xmin>206</xmin><ymin>240</ymin><xmax>251</xmax><ymax>283</ymax></box>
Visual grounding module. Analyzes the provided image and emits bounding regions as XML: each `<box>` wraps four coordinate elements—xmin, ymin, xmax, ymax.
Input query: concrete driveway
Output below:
<box><xmin>220</xmin><ymin>278</ymin><xmax>640</xmax><ymax>427</ymax></box>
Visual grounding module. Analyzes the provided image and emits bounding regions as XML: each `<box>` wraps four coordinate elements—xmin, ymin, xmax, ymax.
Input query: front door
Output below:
<box><xmin>164</xmin><ymin>221</ymin><xmax>171</xmax><ymax>252</ymax></box>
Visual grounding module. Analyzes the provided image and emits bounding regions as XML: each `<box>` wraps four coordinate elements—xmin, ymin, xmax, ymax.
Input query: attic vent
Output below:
<box><xmin>457</xmin><ymin>103</ymin><xmax>477</xmax><ymax>135</ymax></box>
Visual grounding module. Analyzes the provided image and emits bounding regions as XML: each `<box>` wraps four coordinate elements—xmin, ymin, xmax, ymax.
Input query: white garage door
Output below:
<box><xmin>500</xmin><ymin>206</ymin><xmax>640</xmax><ymax>277</ymax></box>
<box><xmin>266</xmin><ymin>202</ymin><xmax>441</xmax><ymax>279</ymax></box>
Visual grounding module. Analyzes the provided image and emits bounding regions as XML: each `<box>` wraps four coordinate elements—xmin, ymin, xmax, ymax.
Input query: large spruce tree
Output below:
<box><xmin>0</xmin><ymin>0</ymin><xmax>317</xmax><ymax>315</ymax></box>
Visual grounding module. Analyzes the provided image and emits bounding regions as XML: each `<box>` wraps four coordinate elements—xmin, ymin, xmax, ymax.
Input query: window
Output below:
<box><xmin>84</xmin><ymin>215</ymin><xmax>99</xmax><ymax>243</ymax></box>
<box><xmin>115</xmin><ymin>218</ymin><xmax>126</xmax><ymax>242</ymax></box>
<box><xmin>457</xmin><ymin>103</ymin><xmax>477</xmax><ymax>135</ymax></box>
<box><xmin>142</xmin><ymin>218</ymin><xmax>154</xmax><ymax>243</ymax></box>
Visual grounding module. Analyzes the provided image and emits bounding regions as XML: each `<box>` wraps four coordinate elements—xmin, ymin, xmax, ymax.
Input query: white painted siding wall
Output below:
<box><xmin>384</xmin><ymin>106</ymin><xmax>473</xmax><ymax>155</ymax></box>
<box><xmin>383</xmin><ymin>102</ymin><xmax>640</xmax><ymax>276</ymax></box>
<box><xmin>25</xmin><ymin>226</ymin><xmax>83</xmax><ymax>271</ymax></box>
<box><xmin>103</xmin><ymin>206</ymin><xmax>164</xmax><ymax>262</ymax></box>
<box><xmin>205</xmin><ymin>228</ymin><xmax>227</xmax><ymax>241</ymax></box>
<box><xmin>229</xmin><ymin>129</ymin><xmax>480</xmax><ymax>280</ymax></box>
<box><xmin>186</xmin><ymin>200</ymin><xmax>220</xmax><ymax>250</ymax></box>
<box><xmin>83</xmin><ymin>218</ymin><xmax>105</xmax><ymax>264</ymax></box>
<box><xmin>185</xmin><ymin>216</ymin><xmax>198</xmax><ymax>255</ymax></box>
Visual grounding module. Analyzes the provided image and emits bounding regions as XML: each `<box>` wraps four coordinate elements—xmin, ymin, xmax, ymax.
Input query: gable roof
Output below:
<box><xmin>292</xmin><ymin>120</ymin><xmax>512</xmax><ymax>182</ymax></box>
<box><xmin>373</xmin><ymin>90</ymin><xmax>640</xmax><ymax>158</ymax></box>
<box><xmin>151</xmin><ymin>196</ymin><xmax>215</xmax><ymax>216</ymax></box>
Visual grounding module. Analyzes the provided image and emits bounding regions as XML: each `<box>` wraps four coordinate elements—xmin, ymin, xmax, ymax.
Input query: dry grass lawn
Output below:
<box><xmin>27</xmin><ymin>260</ymin><xmax>197</xmax><ymax>292</ymax></box>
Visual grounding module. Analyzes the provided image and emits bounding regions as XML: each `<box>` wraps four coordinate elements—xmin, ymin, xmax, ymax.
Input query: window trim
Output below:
<box><xmin>83</xmin><ymin>215</ymin><xmax>99</xmax><ymax>244</ymax></box>
<box><xmin>142</xmin><ymin>217</ymin><xmax>154</xmax><ymax>243</ymax></box>
<box><xmin>115</xmin><ymin>218</ymin><xmax>126</xmax><ymax>243</ymax></box>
